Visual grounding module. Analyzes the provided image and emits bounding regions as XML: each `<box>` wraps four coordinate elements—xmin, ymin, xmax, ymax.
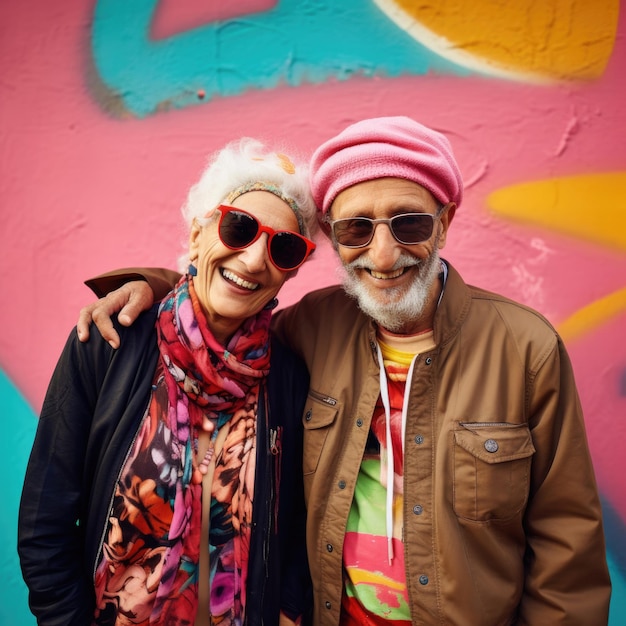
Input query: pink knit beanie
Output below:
<box><xmin>310</xmin><ymin>116</ymin><xmax>463</xmax><ymax>214</ymax></box>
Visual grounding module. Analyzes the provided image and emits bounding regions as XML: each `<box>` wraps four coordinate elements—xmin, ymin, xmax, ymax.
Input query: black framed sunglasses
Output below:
<box><xmin>328</xmin><ymin>207</ymin><xmax>446</xmax><ymax>248</ymax></box>
<box><xmin>215</xmin><ymin>205</ymin><xmax>316</xmax><ymax>271</ymax></box>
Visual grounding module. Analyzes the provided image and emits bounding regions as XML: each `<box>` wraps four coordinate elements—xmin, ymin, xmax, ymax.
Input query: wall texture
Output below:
<box><xmin>1</xmin><ymin>1</ymin><xmax>624</xmax><ymax>623</ymax></box>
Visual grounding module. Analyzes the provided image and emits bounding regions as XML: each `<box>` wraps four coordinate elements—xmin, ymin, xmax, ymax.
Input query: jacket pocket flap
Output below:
<box><xmin>455</xmin><ymin>423</ymin><xmax>535</xmax><ymax>464</ymax></box>
<box><xmin>302</xmin><ymin>391</ymin><xmax>338</xmax><ymax>430</ymax></box>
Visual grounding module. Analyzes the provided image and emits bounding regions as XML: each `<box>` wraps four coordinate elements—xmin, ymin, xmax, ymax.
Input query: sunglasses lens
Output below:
<box><xmin>219</xmin><ymin>211</ymin><xmax>258</xmax><ymax>248</ymax></box>
<box><xmin>391</xmin><ymin>214</ymin><xmax>434</xmax><ymax>244</ymax></box>
<box><xmin>333</xmin><ymin>218</ymin><xmax>375</xmax><ymax>247</ymax></box>
<box><xmin>270</xmin><ymin>232</ymin><xmax>308</xmax><ymax>270</ymax></box>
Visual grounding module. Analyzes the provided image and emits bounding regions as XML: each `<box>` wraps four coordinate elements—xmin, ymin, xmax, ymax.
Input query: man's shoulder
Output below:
<box><xmin>469</xmin><ymin>284</ymin><xmax>553</xmax><ymax>323</ymax></box>
<box><xmin>443</xmin><ymin>262</ymin><xmax>557</xmax><ymax>336</ymax></box>
<box><xmin>464</xmin><ymin>283</ymin><xmax>560</xmax><ymax>350</ymax></box>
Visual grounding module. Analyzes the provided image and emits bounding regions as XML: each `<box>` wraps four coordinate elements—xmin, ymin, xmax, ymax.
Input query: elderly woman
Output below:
<box><xmin>18</xmin><ymin>138</ymin><xmax>317</xmax><ymax>626</ymax></box>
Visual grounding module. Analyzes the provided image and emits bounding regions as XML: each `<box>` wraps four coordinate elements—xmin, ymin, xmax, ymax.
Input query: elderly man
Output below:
<box><xmin>78</xmin><ymin>117</ymin><xmax>611</xmax><ymax>625</ymax></box>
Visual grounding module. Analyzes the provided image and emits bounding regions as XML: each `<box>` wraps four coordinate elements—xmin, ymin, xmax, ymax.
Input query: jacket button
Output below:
<box><xmin>413</xmin><ymin>504</ymin><xmax>423</xmax><ymax>515</ymax></box>
<box><xmin>419</xmin><ymin>575</ymin><xmax>429</xmax><ymax>585</ymax></box>
<box><xmin>425</xmin><ymin>357</ymin><xmax>433</xmax><ymax>365</ymax></box>
<box><xmin>305</xmin><ymin>410</ymin><xmax>312</xmax><ymax>421</ymax></box>
<box><xmin>484</xmin><ymin>439</ymin><xmax>499</xmax><ymax>453</ymax></box>
<box><xmin>338</xmin><ymin>480</ymin><xmax>346</xmax><ymax>489</ymax></box>
<box><xmin>326</xmin><ymin>543</ymin><xmax>333</xmax><ymax>552</ymax></box>
<box><xmin>356</xmin><ymin>418</ymin><xmax>363</xmax><ymax>427</ymax></box>
<box><xmin>415</xmin><ymin>434</ymin><xmax>424</xmax><ymax>444</ymax></box>
<box><xmin>325</xmin><ymin>601</ymin><xmax>332</xmax><ymax>609</ymax></box>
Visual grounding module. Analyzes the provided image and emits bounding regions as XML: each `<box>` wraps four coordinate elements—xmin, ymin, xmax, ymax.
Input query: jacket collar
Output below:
<box><xmin>432</xmin><ymin>259</ymin><xmax>472</xmax><ymax>348</ymax></box>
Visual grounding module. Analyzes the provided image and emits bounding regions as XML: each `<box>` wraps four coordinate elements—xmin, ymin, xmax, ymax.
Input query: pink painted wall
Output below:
<box><xmin>1</xmin><ymin>1</ymin><xmax>625</xmax><ymax>622</ymax></box>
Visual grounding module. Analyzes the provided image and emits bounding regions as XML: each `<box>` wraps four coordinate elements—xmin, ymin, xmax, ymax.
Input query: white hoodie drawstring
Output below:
<box><xmin>377</xmin><ymin>344</ymin><xmax>418</xmax><ymax>565</ymax></box>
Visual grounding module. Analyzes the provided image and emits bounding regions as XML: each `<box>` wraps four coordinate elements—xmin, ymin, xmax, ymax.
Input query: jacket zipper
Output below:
<box><xmin>270</xmin><ymin>426</ymin><xmax>282</xmax><ymax>529</ymax></box>
<box><xmin>259</xmin><ymin>388</ymin><xmax>273</xmax><ymax>623</ymax></box>
<box><xmin>92</xmin><ymin>413</ymin><xmax>145</xmax><ymax>582</ymax></box>
<box><xmin>461</xmin><ymin>422</ymin><xmax>519</xmax><ymax>427</ymax></box>
<box><xmin>308</xmin><ymin>389</ymin><xmax>338</xmax><ymax>406</ymax></box>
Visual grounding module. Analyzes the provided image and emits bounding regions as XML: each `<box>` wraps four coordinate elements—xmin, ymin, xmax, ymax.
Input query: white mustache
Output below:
<box><xmin>346</xmin><ymin>253</ymin><xmax>422</xmax><ymax>272</ymax></box>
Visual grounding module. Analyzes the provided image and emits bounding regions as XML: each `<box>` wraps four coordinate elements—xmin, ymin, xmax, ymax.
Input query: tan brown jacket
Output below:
<box><xmin>272</xmin><ymin>261</ymin><xmax>610</xmax><ymax>626</ymax></box>
<box><xmin>90</xmin><ymin>263</ymin><xmax>611</xmax><ymax>625</ymax></box>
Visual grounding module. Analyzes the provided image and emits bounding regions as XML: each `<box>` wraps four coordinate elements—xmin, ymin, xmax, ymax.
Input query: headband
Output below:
<box><xmin>226</xmin><ymin>181</ymin><xmax>305</xmax><ymax>235</ymax></box>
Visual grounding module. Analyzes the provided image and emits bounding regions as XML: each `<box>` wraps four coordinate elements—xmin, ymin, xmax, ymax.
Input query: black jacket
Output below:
<box><xmin>18</xmin><ymin>306</ymin><xmax>312</xmax><ymax>625</ymax></box>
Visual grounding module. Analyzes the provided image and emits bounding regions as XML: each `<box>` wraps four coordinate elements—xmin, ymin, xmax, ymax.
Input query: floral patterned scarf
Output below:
<box><xmin>93</xmin><ymin>275</ymin><xmax>271</xmax><ymax>625</ymax></box>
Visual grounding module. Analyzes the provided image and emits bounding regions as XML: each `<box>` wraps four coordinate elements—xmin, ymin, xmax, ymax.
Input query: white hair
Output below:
<box><xmin>177</xmin><ymin>138</ymin><xmax>318</xmax><ymax>272</ymax></box>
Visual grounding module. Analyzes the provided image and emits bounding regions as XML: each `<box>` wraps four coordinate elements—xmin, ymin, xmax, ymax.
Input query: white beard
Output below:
<box><xmin>340</xmin><ymin>247</ymin><xmax>442</xmax><ymax>333</ymax></box>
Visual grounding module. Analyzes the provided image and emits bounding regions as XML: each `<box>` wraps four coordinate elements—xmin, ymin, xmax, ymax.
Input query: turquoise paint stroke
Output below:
<box><xmin>608</xmin><ymin>549</ymin><xmax>626</xmax><ymax>625</ymax></box>
<box><xmin>91</xmin><ymin>0</ymin><xmax>469</xmax><ymax>118</ymax></box>
<box><xmin>0</xmin><ymin>370</ymin><xmax>37</xmax><ymax>626</ymax></box>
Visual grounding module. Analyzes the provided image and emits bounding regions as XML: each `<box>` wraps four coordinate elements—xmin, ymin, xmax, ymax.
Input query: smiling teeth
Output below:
<box><xmin>223</xmin><ymin>269</ymin><xmax>259</xmax><ymax>290</ymax></box>
<box><xmin>370</xmin><ymin>267</ymin><xmax>405</xmax><ymax>280</ymax></box>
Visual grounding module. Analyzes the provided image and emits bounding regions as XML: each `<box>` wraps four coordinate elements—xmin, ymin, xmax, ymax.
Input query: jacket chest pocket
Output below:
<box><xmin>302</xmin><ymin>389</ymin><xmax>338</xmax><ymax>476</ymax></box>
<box><xmin>453</xmin><ymin>422</ymin><xmax>535</xmax><ymax>522</ymax></box>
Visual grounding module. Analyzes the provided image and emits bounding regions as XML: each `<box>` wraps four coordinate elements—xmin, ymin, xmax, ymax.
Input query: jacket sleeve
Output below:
<box><xmin>18</xmin><ymin>327</ymin><xmax>111</xmax><ymax>625</ymax></box>
<box><xmin>85</xmin><ymin>267</ymin><xmax>180</xmax><ymax>299</ymax></box>
<box><xmin>519</xmin><ymin>337</ymin><xmax>611</xmax><ymax>624</ymax></box>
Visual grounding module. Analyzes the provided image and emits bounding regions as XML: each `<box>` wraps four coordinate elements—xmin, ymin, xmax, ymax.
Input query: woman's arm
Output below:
<box><xmin>271</xmin><ymin>340</ymin><xmax>313</xmax><ymax>624</ymax></box>
<box><xmin>84</xmin><ymin>267</ymin><xmax>180</xmax><ymax>299</ymax></box>
<box><xmin>18</xmin><ymin>328</ymin><xmax>108</xmax><ymax>625</ymax></box>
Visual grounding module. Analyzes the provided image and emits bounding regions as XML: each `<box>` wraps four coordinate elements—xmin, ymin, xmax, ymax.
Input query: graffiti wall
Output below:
<box><xmin>1</xmin><ymin>0</ymin><xmax>624</xmax><ymax>623</ymax></box>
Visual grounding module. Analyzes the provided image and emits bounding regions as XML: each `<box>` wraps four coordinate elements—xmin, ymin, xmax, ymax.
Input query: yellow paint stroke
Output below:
<box><xmin>488</xmin><ymin>172</ymin><xmax>626</xmax><ymax>341</ymax></box>
<box><xmin>557</xmin><ymin>287</ymin><xmax>626</xmax><ymax>342</ymax></box>
<box><xmin>487</xmin><ymin>172</ymin><xmax>626</xmax><ymax>251</ymax></box>
<box><xmin>374</xmin><ymin>0</ymin><xmax>619</xmax><ymax>81</ymax></box>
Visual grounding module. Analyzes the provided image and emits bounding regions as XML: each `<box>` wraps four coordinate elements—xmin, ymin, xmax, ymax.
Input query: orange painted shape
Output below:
<box><xmin>376</xmin><ymin>0</ymin><xmax>619</xmax><ymax>80</ymax></box>
<box><xmin>487</xmin><ymin>172</ymin><xmax>626</xmax><ymax>251</ymax></box>
<box><xmin>557</xmin><ymin>287</ymin><xmax>626</xmax><ymax>342</ymax></box>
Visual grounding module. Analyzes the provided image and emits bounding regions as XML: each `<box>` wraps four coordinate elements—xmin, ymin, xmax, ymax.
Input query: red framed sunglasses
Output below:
<box><xmin>215</xmin><ymin>205</ymin><xmax>316</xmax><ymax>271</ymax></box>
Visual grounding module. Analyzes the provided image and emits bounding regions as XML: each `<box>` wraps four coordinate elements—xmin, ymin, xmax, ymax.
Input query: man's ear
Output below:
<box><xmin>438</xmin><ymin>202</ymin><xmax>456</xmax><ymax>249</ymax></box>
<box><xmin>445</xmin><ymin>202</ymin><xmax>457</xmax><ymax>226</ymax></box>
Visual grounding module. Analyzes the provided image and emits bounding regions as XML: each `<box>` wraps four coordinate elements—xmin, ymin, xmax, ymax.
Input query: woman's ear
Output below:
<box><xmin>188</xmin><ymin>219</ymin><xmax>202</xmax><ymax>259</ymax></box>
